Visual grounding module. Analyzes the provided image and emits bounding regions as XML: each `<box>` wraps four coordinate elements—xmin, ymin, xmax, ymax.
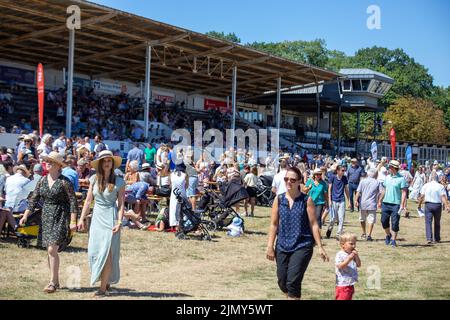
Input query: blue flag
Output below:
<box><xmin>406</xmin><ymin>146</ymin><xmax>412</xmax><ymax>171</ymax></box>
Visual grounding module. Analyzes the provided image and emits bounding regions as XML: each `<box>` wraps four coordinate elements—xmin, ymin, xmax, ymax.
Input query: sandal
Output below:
<box><xmin>43</xmin><ymin>282</ymin><xmax>59</xmax><ymax>293</ymax></box>
<box><xmin>94</xmin><ymin>289</ymin><xmax>109</xmax><ymax>297</ymax></box>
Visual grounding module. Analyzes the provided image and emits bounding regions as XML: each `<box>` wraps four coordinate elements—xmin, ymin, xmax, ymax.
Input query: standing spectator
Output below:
<box><xmin>83</xmin><ymin>136</ymin><xmax>92</xmax><ymax>152</ymax></box>
<box><xmin>355</xmin><ymin>168</ymin><xmax>380</xmax><ymax>241</ymax></box>
<box><xmin>347</xmin><ymin>158</ymin><xmax>365</xmax><ymax>212</ymax></box>
<box><xmin>185</xmin><ymin>158</ymin><xmax>199</xmax><ymax>210</ymax></box>
<box><xmin>77</xmin><ymin>150</ymin><xmax>125</xmax><ymax>296</ymax></box>
<box><xmin>326</xmin><ymin>165</ymin><xmax>350</xmax><ymax>239</ymax></box>
<box><xmin>144</xmin><ymin>143</ymin><xmax>156</xmax><ymax>167</ymax></box>
<box><xmin>266</xmin><ymin>166</ymin><xmax>328</xmax><ymax>300</ymax></box>
<box><xmin>243</xmin><ymin>166</ymin><xmax>258</xmax><ymax>217</ymax></box>
<box><xmin>305</xmin><ymin>168</ymin><xmax>328</xmax><ymax>230</ymax></box>
<box><xmin>170</xmin><ymin>163</ymin><xmax>188</xmax><ymax>233</ymax></box>
<box><xmin>409</xmin><ymin>166</ymin><xmax>426</xmax><ymax>201</ymax></box>
<box><xmin>335</xmin><ymin>232</ymin><xmax>361</xmax><ymax>300</ymax></box>
<box><xmin>271</xmin><ymin>159</ymin><xmax>288</xmax><ymax>196</ymax></box>
<box><xmin>17</xmin><ymin>135</ymin><xmax>36</xmax><ymax>166</ymax></box>
<box><xmin>417</xmin><ymin>171</ymin><xmax>450</xmax><ymax>244</ymax></box>
<box><xmin>20</xmin><ymin>152</ymin><xmax>78</xmax><ymax>293</ymax></box>
<box><xmin>126</xmin><ymin>143</ymin><xmax>145</xmax><ymax>172</ymax></box>
<box><xmin>399</xmin><ymin>163</ymin><xmax>413</xmax><ymax>218</ymax></box>
<box><xmin>377</xmin><ymin>160</ymin><xmax>408</xmax><ymax>248</ymax></box>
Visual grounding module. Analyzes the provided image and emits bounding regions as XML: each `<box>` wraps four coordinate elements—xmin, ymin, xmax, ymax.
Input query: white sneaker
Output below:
<box><xmin>417</xmin><ymin>208</ymin><xmax>425</xmax><ymax>217</ymax></box>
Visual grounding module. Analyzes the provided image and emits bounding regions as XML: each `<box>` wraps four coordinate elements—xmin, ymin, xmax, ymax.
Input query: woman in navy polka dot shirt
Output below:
<box><xmin>267</xmin><ymin>166</ymin><xmax>329</xmax><ymax>299</ymax></box>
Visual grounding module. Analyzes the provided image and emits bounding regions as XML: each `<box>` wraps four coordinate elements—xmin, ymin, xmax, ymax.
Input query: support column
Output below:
<box><xmin>144</xmin><ymin>45</ymin><xmax>151</xmax><ymax>140</ymax></box>
<box><xmin>276</xmin><ymin>77</ymin><xmax>281</xmax><ymax>146</ymax></box>
<box><xmin>356</xmin><ymin>109</ymin><xmax>361</xmax><ymax>156</ymax></box>
<box><xmin>338</xmin><ymin>103</ymin><xmax>342</xmax><ymax>156</ymax></box>
<box><xmin>66</xmin><ymin>29</ymin><xmax>75</xmax><ymax>137</ymax></box>
<box><xmin>231</xmin><ymin>65</ymin><xmax>237</xmax><ymax>145</ymax></box>
<box><xmin>315</xmin><ymin>83</ymin><xmax>320</xmax><ymax>153</ymax></box>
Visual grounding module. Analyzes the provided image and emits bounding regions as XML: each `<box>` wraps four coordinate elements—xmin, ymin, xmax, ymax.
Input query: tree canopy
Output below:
<box><xmin>207</xmin><ymin>30</ymin><xmax>450</xmax><ymax>143</ymax></box>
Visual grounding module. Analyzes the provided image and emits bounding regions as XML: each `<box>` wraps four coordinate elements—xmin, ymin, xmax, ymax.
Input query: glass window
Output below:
<box><xmin>361</xmin><ymin>80</ymin><xmax>370</xmax><ymax>91</ymax></box>
<box><xmin>352</xmin><ymin>80</ymin><xmax>362</xmax><ymax>91</ymax></box>
<box><xmin>343</xmin><ymin>80</ymin><xmax>351</xmax><ymax>91</ymax></box>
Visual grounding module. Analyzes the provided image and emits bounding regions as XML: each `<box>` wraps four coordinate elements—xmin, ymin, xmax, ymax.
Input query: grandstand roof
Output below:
<box><xmin>0</xmin><ymin>0</ymin><xmax>339</xmax><ymax>99</ymax></box>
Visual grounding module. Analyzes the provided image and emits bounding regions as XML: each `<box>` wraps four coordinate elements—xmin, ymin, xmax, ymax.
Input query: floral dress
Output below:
<box><xmin>27</xmin><ymin>175</ymin><xmax>78</xmax><ymax>248</ymax></box>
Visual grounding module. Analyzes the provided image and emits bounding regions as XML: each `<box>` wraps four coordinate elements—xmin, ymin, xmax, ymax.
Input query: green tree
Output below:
<box><xmin>248</xmin><ymin>39</ymin><xmax>329</xmax><ymax>67</ymax></box>
<box><xmin>382</xmin><ymin>97</ymin><xmax>449</xmax><ymax>144</ymax></box>
<box><xmin>205</xmin><ymin>31</ymin><xmax>241</xmax><ymax>43</ymax></box>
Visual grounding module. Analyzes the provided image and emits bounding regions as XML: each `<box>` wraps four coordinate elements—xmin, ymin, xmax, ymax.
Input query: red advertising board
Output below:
<box><xmin>37</xmin><ymin>63</ymin><xmax>44</xmax><ymax>138</ymax></box>
<box><xmin>204</xmin><ymin>98</ymin><xmax>231</xmax><ymax>113</ymax></box>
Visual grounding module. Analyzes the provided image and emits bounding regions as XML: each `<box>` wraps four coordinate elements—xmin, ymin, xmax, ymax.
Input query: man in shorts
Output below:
<box><xmin>355</xmin><ymin>168</ymin><xmax>381</xmax><ymax>241</ymax></box>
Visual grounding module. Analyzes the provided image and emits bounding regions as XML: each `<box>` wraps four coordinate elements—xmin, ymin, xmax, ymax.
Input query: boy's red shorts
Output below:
<box><xmin>335</xmin><ymin>285</ymin><xmax>354</xmax><ymax>300</ymax></box>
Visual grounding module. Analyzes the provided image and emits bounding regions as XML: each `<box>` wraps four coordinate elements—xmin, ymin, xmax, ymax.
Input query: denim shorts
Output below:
<box><xmin>381</xmin><ymin>203</ymin><xmax>400</xmax><ymax>232</ymax></box>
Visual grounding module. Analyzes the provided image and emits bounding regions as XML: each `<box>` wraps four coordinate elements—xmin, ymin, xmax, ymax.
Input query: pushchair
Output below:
<box><xmin>256</xmin><ymin>175</ymin><xmax>275</xmax><ymax>207</ymax></box>
<box><xmin>14</xmin><ymin>209</ymin><xmax>72</xmax><ymax>251</ymax></box>
<box><xmin>173</xmin><ymin>188</ymin><xmax>213</xmax><ymax>241</ymax></box>
<box><xmin>198</xmin><ymin>181</ymin><xmax>247</xmax><ymax>231</ymax></box>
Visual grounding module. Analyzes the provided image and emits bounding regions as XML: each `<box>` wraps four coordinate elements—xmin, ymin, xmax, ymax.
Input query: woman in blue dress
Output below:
<box><xmin>78</xmin><ymin>150</ymin><xmax>125</xmax><ymax>297</ymax></box>
<box><xmin>266</xmin><ymin>166</ymin><xmax>329</xmax><ymax>299</ymax></box>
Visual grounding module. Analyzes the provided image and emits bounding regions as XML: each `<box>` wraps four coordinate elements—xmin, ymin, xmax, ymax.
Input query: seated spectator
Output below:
<box><xmin>154</xmin><ymin>207</ymin><xmax>170</xmax><ymax>231</ymax></box>
<box><xmin>124</xmin><ymin>160</ymin><xmax>140</xmax><ymax>185</ymax></box>
<box><xmin>125</xmin><ymin>181</ymin><xmax>150</xmax><ymax>222</ymax></box>
<box><xmin>123</xmin><ymin>209</ymin><xmax>148</xmax><ymax>230</ymax></box>
<box><xmin>139</xmin><ymin>163</ymin><xmax>156</xmax><ymax>185</ymax></box>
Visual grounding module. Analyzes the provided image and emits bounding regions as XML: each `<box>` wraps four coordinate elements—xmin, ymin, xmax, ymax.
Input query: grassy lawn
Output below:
<box><xmin>1</xmin><ymin>200</ymin><xmax>449</xmax><ymax>300</ymax></box>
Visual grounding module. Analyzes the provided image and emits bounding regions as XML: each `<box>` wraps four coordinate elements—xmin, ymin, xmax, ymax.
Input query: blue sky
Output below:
<box><xmin>93</xmin><ymin>0</ymin><xmax>449</xmax><ymax>87</ymax></box>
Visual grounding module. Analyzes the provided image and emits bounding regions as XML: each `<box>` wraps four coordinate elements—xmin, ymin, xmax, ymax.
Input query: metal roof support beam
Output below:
<box><xmin>66</xmin><ymin>28</ymin><xmax>75</xmax><ymax>138</ymax></box>
<box><xmin>144</xmin><ymin>45</ymin><xmax>152</xmax><ymax>140</ymax></box>
<box><xmin>0</xmin><ymin>10</ymin><xmax>117</xmax><ymax>46</ymax></box>
<box><xmin>231</xmin><ymin>65</ymin><xmax>237</xmax><ymax>144</ymax></box>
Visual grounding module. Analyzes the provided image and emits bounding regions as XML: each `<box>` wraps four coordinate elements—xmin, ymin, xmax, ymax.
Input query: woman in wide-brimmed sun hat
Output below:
<box><xmin>20</xmin><ymin>151</ymin><xmax>78</xmax><ymax>294</ymax></box>
<box><xmin>77</xmin><ymin>150</ymin><xmax>125</xmax><ymax>297</ymax></box>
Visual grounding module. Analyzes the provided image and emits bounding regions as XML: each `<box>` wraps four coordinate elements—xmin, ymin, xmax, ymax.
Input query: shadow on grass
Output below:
<box><xmin>243</xmin><ymin>230</ymin><xmax>267</xmax><ymax>236</ymax></box>
<box><xmin>67</xmin><ymin>287</ymin><xmax>192</xmax><ymax>298</ymax></box>
<box><xmin>64</xmin><ymin>246</ymin><xmax>88</xmax><ymax>253</ymax></box>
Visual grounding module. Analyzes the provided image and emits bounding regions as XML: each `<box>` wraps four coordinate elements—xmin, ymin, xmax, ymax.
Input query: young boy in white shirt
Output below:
<box><xmin>335</xmin><ymin>232</ymin><xmax>361</xmax><ymax>300</ymax></box>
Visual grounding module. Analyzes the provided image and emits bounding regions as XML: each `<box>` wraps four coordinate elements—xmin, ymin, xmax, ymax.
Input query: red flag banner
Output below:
<box><xmin>389</xmin><ymin>127</ymin><xmax>396</xmax><ymax>160</ymax></box>
<box><xmin>37</xmin><ymin>63</ymin><xmax>44</xmax><ymax>137</ymax></box>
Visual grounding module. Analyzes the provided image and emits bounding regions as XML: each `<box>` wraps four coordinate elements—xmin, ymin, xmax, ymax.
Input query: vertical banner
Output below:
<box><xmin>389</xmin><ymin>128</ymin><xmax>396</xmax><ymax>160</ymax></box>
<box><xmin>406</xmin><ymin>145</ymin><xmax>412</xmax><ymax>171</ymax></box>
<box><xmin>37</xmin><ymin>63</ymin><xmax>44</xmax><ymax>137</ymax></box>
<box><xmin>371</xmin><ymin>141</ymin><xmax>378</xmax><ymax>160</ymax></box>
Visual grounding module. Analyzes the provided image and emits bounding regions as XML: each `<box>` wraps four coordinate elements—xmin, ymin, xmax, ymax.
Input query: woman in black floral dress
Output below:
<box><xmin>20</xmin><ymin>152</ymin><xmax>78</xmax><ymax>293</ymax></box>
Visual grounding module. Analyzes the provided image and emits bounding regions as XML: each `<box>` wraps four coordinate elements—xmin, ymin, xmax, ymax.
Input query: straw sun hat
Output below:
<box><xmin>90</xmin><ymin>150</ymin><xmax>122</xmax><ymax>171</ymax></box>
<box><xmin>41</xmin><ymin>151</ymin><xmax>66</xmax><ymax>167</ymax></box>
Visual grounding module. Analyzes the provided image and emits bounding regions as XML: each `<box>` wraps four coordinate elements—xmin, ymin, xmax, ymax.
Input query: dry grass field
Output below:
<box><xmin>1</xmin><ymin>200</ymin><xmax>450</xmax><ymax>300</ymax></box>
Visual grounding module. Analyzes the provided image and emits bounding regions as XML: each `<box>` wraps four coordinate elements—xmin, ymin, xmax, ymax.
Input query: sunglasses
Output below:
<box><xmin>284</xmin><ymin>177</ymin><xmax>298</xmax><ymax>183</ymax></box>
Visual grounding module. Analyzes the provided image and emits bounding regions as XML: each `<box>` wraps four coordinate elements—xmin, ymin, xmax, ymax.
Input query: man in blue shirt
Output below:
<box><xmin>62</xmin><ymin>157</ymin><xmax>79</xmax><ymax>192</ymax></box>
<box><xmin>326</xmin><ymin>165</ymin><xmax>350</xmax><ymax>239</ymax></box>
<box><xmin>126</xmin><ymin>142</ymin><xmax>145</xmax><ymax>171</ymax></box>
<box><xmin>347</xmin><ymin>158</ymin><xmax>365</xmax><ymax>212</ymax></box>
<box><xmin>377</xmin><ymin>160</ymin><xmax>408</xmax><ymax>247</ymax></box>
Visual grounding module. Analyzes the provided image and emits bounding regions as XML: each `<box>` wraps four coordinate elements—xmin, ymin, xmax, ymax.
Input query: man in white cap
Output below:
<box><xmin>377</xmin><ymin>160</ymin><xmax>408</xmax><ymax>247</ymax></box>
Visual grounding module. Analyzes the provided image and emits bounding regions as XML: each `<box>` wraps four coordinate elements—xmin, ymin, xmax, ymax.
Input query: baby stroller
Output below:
<box><xmin>15</xmin><ymin>209</ymin><xmax>72</xmax><ymax>251</ymax></box>
<box><xmin>199</xmin><ymin>181</ymin><xmax>247</xmax><ymax>231</ymax></box>
<box><xmin>173</xmin><ymin>188</ymin><xmax>212</xmax><ymax>241</ymax></box>
<box><xmin>256</xmin><ymin>175</ymin><xmax>275</xmax><ymax>207</ymax></box>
